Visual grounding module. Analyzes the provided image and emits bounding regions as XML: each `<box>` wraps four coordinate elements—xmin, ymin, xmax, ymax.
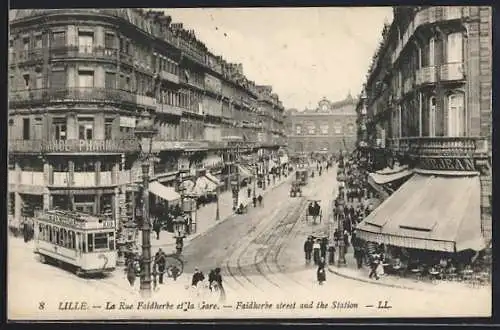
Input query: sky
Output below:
<box><xmin>162</xmin><ymin>7</ymin><xmax>393</xmax><ymax>110</ymax></box>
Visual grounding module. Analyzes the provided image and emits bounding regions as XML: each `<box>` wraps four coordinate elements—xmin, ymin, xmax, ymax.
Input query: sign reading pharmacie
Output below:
<box><xmin>417</xmin><ymin>156</ymin><xmax>476</xmax><ymax>172</ymax></box>
<box><xmin>43</xmin><ymin>140</ymin><xmax>139</xmax><ymax>153</ymax></box>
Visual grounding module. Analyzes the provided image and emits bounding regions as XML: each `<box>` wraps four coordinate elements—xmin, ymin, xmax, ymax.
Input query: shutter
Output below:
<box><xmin>51</xmin><ymin>70</ymin><xmax>66</xmax><ymax>90</ymax></box>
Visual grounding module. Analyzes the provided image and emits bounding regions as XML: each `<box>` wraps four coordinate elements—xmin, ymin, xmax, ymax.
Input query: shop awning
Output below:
<box><xmin>355</xmin><ymin>174</ymin><xmax>485</xmax><ymax>253</ymax></box>
<box><xmin>205</xmin><ymin>172</ymin><xmax>222</xmax><ymax>186</ymax></box>
<box><xmin>193</xmin><ymin>176</ymin><xmax>218</xmax><ymax>193</ymax></box>
<box><xmin>369</xmin><ymin>168</ymin><xmax>414</xmax><ymax>185</ymax></box>
<box><xmin>149</xmin><ymin>181</ymin><xmax>181</xmax><ymax>202</ymax></box>
<box><xmin>237</xmin><ymin>165</ymin><xmax>253</xmax><ymax>179</ymax></box>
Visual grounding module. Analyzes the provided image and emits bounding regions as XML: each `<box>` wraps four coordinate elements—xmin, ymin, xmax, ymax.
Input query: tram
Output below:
<box><xmin>33</xmin><ymin>209</ymin><xmax>117</xmax><ymax>276</ymax></box>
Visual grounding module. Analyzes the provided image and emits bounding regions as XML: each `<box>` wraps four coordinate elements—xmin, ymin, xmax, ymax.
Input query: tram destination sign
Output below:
<box><xmin>41</xmin><ymin>212</ymin><xmax>115</xmax><ymax>229</ymax></box>
<box><xmin>417</xmin><ymin>156</ymin><xmax>476</xmax><ymax>172</ymax></box>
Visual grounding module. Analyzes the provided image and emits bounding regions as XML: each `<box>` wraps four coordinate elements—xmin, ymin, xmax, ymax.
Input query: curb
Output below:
<box><xmin>176</xmin><ymin>176</ymin><xmax>293</xmax><ymax>247</ymax></box>
<box><xmin>327</xmin><ymin>266</ymin><xmax>423</xmax><ymax>291</ymax></box>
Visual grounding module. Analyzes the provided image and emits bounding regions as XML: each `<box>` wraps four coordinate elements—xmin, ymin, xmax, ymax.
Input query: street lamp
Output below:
<box><xmin>134</xmin><ymin>110</ymin><xmax>157</xmax><ymax>298</ymax></box>
<box><xmin>173</xmin><ymin>215</ymin><xmax>186</xmax><ymax>254</ymax></box>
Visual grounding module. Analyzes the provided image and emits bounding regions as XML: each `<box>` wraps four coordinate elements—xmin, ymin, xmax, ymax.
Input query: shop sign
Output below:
<box><xmin>417</xmin><ymin>157</ymin><xmax>475</xmax><ymax>172</ymax></box>
<box><xmin>44</xmin><ymin>139</ymin><xmax>139</xmax><ymax>153</ymax></box>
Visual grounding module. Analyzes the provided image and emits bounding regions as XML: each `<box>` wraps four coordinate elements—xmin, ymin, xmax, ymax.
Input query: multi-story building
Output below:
<box><xmin>8</xmin><ymin>9</ymin><xmax>286</xmax><ymax>226</ymax></box>
<box><xmin>355</xmin><ymin>6</ymin><xmax>492</xmax><ymax>251</ymax></box>
<box><xmin>285</xmin><ymin>94</ymin><xmax>357</xmax><ymax>157</ymax></box>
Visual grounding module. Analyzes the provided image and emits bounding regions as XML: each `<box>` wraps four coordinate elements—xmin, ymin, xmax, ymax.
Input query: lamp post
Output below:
<box><xmin>253</xmin><ymin>163</ymin><xmax>257</xmax><ymax>199</ymax></box>
<box><xmin>336</xmin><ymin>150</ymin><xmax>347</xmax><ymax>267</ymax></box>
<box><xmin>215</xmin><ymin>180</ymin><xmax>220</xmax><ymax>221</ymax></box>
<box><xmin>134</xmin><ymin>110</ymin><xmax>157</xmax><ymax>298</ymax></box>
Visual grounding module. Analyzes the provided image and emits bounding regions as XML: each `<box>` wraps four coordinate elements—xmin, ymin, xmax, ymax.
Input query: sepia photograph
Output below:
<box><xmin>7</xmin><ymin>6</ymin><xmax>492</xmax><ymax>321</ymax></box>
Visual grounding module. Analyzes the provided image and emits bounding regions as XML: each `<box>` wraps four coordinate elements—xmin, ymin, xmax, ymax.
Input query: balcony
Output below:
<box><xmin>9</xmin><ymin>88</ymin><xmax>138</xmax><ymax>107</ymax></box>
<box><xmin>158</xmin><ymin>70</ymin><xmax>180</xmax><ymax>84</ymax></box>
<box><xmin>73</xmin><ymin>172</ymin><xmax>96</xmax><ymax>187</ymax></box>
<box><xmin>100</xmin><ymin>171</ymin><xmax>113</xmax><ymax>186</ymax></box>
<box><xmin>440</xmin><ymin>62</ymin><xmax>465</xmax><ymax>81</ymax></box>
<box><xmin>135</xmin><ymin>94</ymin><xmax>157</xmax><ymax>109</ymax></box>
<box><xmin>52</xmin><ymin>172</ymin><xmax>69</xmax><ymax>186</ymax></box>
<box><xmin>416</xmin><ymin>66</ymin><xmax>437</xmax><ymax>85</ymax></box>
<box><xmin>19</xmin><ymin>171</ymin><xmax>45</xmax><ymax>186</ymax></box>
<box><xmin>389</xmin><ymin>137</ymin><xmax>489</xmax><ymax>157</ymax></box>
<box><xmin>157</xmin><ymin>103</ymin><xmax>183</xmax><ymax>116</ymax></box>
<box><xmin>14</xmin><ymin>49</ymin><xmax>44</xmax><ymax>64</ymax></box>
<box><xmin>8</xmin><ymin>140</ymin><xmax>43</xmax><ymax>153</ymax></box>
<box><xmin>179</xmin><ymin>40</ymin><xmax>206</xmax><ymax>65</ymax></box>
<box><xmin>49</xmin><ymin>45</ymin><xmax>118</xmax><ymax>61</ymax></box>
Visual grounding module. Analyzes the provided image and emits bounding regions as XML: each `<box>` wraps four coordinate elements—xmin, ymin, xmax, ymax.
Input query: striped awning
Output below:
<box><xmin>355</xmin><ymin>174</ymin><xmax>485</xmax><ymax>253</ymax></box>
<box><xmin>369</xmin><ymin>168</ymin><xmax>413</xmax><ymax>185</ymax></box>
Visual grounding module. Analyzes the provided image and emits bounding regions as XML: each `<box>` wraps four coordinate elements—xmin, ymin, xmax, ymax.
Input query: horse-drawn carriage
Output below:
<box><xmin>290</xmin><ymin>181</ymin><xmax>302</xmax><ymax>197</ymax></box>
<box><xmin>305</xmin><ymin>199</ymin><xmax>322</xmax><ymax>224</ymax></box>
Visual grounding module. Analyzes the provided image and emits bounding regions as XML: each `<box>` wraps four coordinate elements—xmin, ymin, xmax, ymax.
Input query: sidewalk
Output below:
<box><xmin>327</xmin><ymin>249</ymin><xmax>490</xmax><ymax>293</ymax></box>
<box><xmin>145</xmin><ymin>173</ymin><xmax>294</xmax><ymax>252</ymax></box>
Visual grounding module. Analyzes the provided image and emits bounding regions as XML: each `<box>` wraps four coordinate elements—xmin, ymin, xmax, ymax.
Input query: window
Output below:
<box><xmin>78</xmin><ymin>118</ymin><xmax>94</xmax><ymax>140</ymax></box>
<box><xmin>334</xmin><ymin>123</ymin><xmax>342</xmax><ymax>134</ymax></box>
<box><xmin>35</xmin><ymin>73</ymin><xmax>43</xmax><ymax>89</ymax></box>
<box><xmin>104</xmin><ymin>32</ymin><xmax>115</xmax><ymax>49</ymax></box>
<box><xmin>23</xmin><ymin>74</ymin><xmax>30</xmax><ymax>89</ymax></box>
<box><xmin>447</xmin><ymin>32</ymin><xmax>463</xmax><ymax>63</ymax></box>
<box><xmin>53</xmin><ymin>118</ymin><xmax>67</xmax><ymax>140</ymax></box>
<box><xmin>94</xmin><ymin>233</ymin><xmax>108</xmax><ymax>250</ymax></box>
<box><xmin>429</xmin><ymin>38</ymin><xmax>435</xmax><ymax>66</ymax></box>
<box><xmin>78</xmin><ymin>31</ymin><xmax>94</xmax><ymax>54</ymax></box>
<box><xmin>429</xmin><ymin>96</ymin><xmax>436</xmax><ymax>137</ymax></box>
<box><xmin>308</xmin><ymin>124</ymin><xmax>316</xmax><ymax>135</ymax></box>
<box><xmin>78</xmin><ymin>70</ymin><xmax>94</xmax><ymax>88</ymax></box>
<box><xmin>320</xmin><ymin>124</ymin><xmax>329</xmax><ymax>135</ymax></box>
<box><xmin>87</xmin><ymin>233</ymin><xmax>94</xmax><ymax>252</ymax></box>
<box><xmin>108</xmin><ymin>232</ymin><xmax>115</xmax><ymax>251</ymax></box>
<box><xmin>23</xmin><ymin>37</ymin><xmax>29</xmax><ymax>52</ymax></box>
<box><xmin>23</xmin><ymin>118</ymin><xmax>30</xmax><ymax>140</ymax></box>
<box><xmin>105</xmin><ymin>118</ymin><xmax>113</xmax><ymax>139</ymax></box>
<box><xmin>35</xmin><ymin>35</ymin><xmax>42</xmax><ymax>49</ymax></box>
<box><xmin>105</xmin><ymin>72</ymin><xmax>116</xmax><ymax>89</ymax></box>
<box><xmin>51</xmin><ymin>31</ymin><xmax>66</xmax><ymax>48</ymax></box>
<box><xmin>347</xmin><ymin>123</ymin><xmax>355</xmax><ymax>134</ymax></box>
<box><xmin>447</xmin><ymin>93</ymin><xmax>465</xmax><ymax>137</ymax></box>
<box><xmin>50</xmin><ymin>69</ymin><xmax>67</xmax><ymax>89</ymax></box>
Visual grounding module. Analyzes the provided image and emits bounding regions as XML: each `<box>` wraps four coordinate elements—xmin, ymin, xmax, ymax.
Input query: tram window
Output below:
<box><xmin>87</xmin><ymin>233</ymin><xmax>94</xmax><ymax>252</ymax></box>
<box><xmin>49</xmin><ymin>225</ymin><xmax>53</xmax><ymax>242</ymax></box>
<box><xmin>62</xmin><ymin>229</ymin><xmax>67</xmax><ymax>247</ymax></box>
<box><xmin>68</xmin><ymin>230</ymin><xmax>76</xmax><ymax>249</ymax></box>
<box><xmin>94</xmin><ymin>233</ymin><xmax>108</xmax><ymax>250</ymax></box>
<box><xmin>108</xmin><ymin>232</ymin><xmax>115</xmax><ymax>251</ymax></box>
<box><xmin>59</xmin><ymin>228</ymin><xmax>65</xmax><ymax>246</ymax></box>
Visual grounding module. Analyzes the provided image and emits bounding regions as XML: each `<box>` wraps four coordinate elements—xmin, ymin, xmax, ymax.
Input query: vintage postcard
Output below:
<box><xmin>7</xmin><ymin>6</ymin><xmax>492</xmax><ymax>321</ymax></box>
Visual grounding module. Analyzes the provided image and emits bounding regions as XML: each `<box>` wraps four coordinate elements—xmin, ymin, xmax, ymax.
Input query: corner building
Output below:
<box><xmin>8</xmin><ymin>9</ymin><xmax>286</xmax><ymax>226</ymax></box>
<box><xmin>355</xmin><ymin>6</ymin><xmax>492</xmax><ymax>253</ymax></box>
<box><xmin>285</xmin><ymin>94</ymin><xmax>357</xmax><ymax>157</ymax></box>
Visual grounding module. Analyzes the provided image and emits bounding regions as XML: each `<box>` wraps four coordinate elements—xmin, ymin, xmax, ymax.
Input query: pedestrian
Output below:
<box><xmin>153</xmin><ymin>219</ymin><xmax>161</xmax><ymax>240</ymax></box>
<box><xmin>328</xmin><ymin>241</ymin><xmax>336</xmax><ymax>265</ymax></box>
<box><xmin>154</xmin><ymin>248</ymin><xmax>167</xmax><ymax>284</ymax></box>
<box><xmin>214</xmin><ymin>267</ymin><xmax>225</xmax><ymax>302</ymax></box>
<box><xmin>317</xmin><ymin>257</ymin><xmax>326</xmax><ymax>285</ymax></box>
<box><xmin>257</xmin><ymin>194</ymin><xmax>263</xmax><ymax>206</ymax></box>
<box><xmin>247</xmin><ymin>187</ymin><xmax>252</xmax><ymax>198</ymax></box>
<box><xmin>354</xmin><ymin>247</ymin><xmax>364</xmax><ymax>269</ymax></box>
<box><xmin>368</xmin><ymin>254</ymin><xmax>380</xmax><ymax>280</ymax></box>
<box><xmin>252</xmin><ymin>196</ymin><xmax>257</xmax><ymax>208</ymax></box>
<box><xmin>192</xmin><ymin>267</ymin><xmax>205</xmax><ymax>296</ymax></box>
<box><xmin>320</xmin><ymin>237</ymin><xmax>328</xmax><ymax>260</ymax></box>
<box><xmin>126</xmin><ymin>261</ymin><xmax>136</xmax><ymax>287</ymax></box>
<box><xmin>304</xmin><ymin>237</ymin><xmax>313</xmax><ymax>263</ymax></box>
<box><xmin>208</xmin><ymin>269</ymin><xmax>216</xmax><ymax>291</ymax></box>
<box><xmin>313</xmin><ymin>239</ymin><xmax>321</xmax><ymax>265</ymax></box>
<box><xmin>152</xmin><ymin>264</ymin><xmax>158</xmax><ymax>291</ymax></box>
<box><xmin>170</xmin><ymin>264</ymin><xmax>180</xmax><ymax>281</ymax></box>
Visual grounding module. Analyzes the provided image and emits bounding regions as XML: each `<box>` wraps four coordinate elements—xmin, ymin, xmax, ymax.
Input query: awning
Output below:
<box><xmin>205</xmin><ymin>172</ymin><xmax>222</xmax><ymax>186</ymax></box>
<box><xmin>149</xmin><ymin>181</ymin><xmax>181</xmax><ymax>202</ymax></box>
<box><xmin>237</xmin><ymin>165</ymin><xmax>253</xmax><ymax>179</ymax></box>
<box><xmin>369</xmin><ymin>168</ymin><xmax>414</xmax><ymax>185</ymax></box>
<box><xmin>192</xmin><ymin>176</ymin><xmax>218</xmax><ymax>193</ymax></box>
<box><xmin>355</xmin><ymin>174</ymin><xmax>485</xmax><ymax>253</ymax></box>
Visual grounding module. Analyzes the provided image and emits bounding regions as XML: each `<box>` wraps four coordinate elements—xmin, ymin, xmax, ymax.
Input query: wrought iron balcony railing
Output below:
<box><xmin>388</xmin><ymin>136</ymin><xmax>489</xmax><ymax>157</ymax></box>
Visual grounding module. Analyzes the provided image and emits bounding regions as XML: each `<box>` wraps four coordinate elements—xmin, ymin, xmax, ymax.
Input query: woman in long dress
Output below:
<box><xmin>317</xmin><ymin>258</ymin><xmax>326</xmax><ymax>285</ymax></box>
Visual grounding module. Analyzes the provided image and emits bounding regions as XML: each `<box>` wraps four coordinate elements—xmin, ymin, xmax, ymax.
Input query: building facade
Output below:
<box><xmin>285</xmin><ymin>94</ymin><xmax>357</xmax><ymax>157</ymax></box>
<box><xmin>355</xmin><ymin>6</ymin><xmax>492</xmax><ymax>246</ymax></box>
<box><xmin>8</xmin><ymin>9</ymin><xmax>286</xmax><ymax>226</ymax></box>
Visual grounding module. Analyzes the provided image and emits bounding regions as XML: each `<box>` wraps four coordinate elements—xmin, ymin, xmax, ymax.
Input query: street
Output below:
<box><xmin>8</xmin><ymin>166</ymin><xmax>490</xmax><ymax>319</ymax></box>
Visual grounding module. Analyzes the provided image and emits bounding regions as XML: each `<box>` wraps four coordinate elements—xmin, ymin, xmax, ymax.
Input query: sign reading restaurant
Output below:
<box><xmin>44</xmin><ymin>139</ymin><xmax>139</xmax><ymax>153</ymax></box>
<box><xmin>417</xmin><ymin>157</ymin><xmax>476</xmax><ymax>172</ymax></box>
